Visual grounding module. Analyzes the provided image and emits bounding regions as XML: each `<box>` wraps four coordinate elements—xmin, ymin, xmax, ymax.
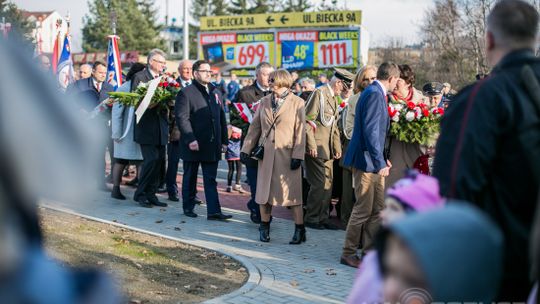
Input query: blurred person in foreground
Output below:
<box><xmin>377</xmin><ymin>204</ymin><xmax>503</xmax><ymax>303</ymax></box>
<box><xmin>0</xmin><ymin>35</ymin><xmax>121</xmax><ymax>303</ymax></box>
<box><xmin>241</xmin><ymin>69</ymin><xmax>306</xmax><ymax>244</ymax></box>
<box><xmin>433</xmin><ymin>0</ymin><xmax>540</xmax><ymax>300</ymax></box>
<box><xmin>347</xmin><ymin>171</ymin><xmax>444</xmax><ymax>304</ymax></box>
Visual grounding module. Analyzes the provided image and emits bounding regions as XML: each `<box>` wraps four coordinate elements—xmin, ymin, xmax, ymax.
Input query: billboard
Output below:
<box><xmin>199</xmin><ymin>28</ymin><xmax>362</xmax><ymax>72</ymax></box>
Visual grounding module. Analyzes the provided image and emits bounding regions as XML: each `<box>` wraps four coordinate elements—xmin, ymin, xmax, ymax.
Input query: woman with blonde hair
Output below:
<box><xmin>241</xmin><ymin>69</ymin><xmax>307</xmax><ymax>244</ymax></box>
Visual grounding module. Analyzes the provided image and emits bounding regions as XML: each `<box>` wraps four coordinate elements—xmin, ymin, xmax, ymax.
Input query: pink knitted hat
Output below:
<box><xmin>386</xmin><ymin>173</ymin><xmax>444</xmax><ymax>212</ymax></box>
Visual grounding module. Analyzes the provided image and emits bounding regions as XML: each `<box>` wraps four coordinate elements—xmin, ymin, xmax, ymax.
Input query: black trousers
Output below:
<box><xmin>166</xmin><ymin>141</ymin><xmax>181</xmax><ymax>196</ymax></box>
<box><xmin>135</xmin><ymin>144</ymin><xmax>165</xmax><ymax>201</ymax></box>
<box><xmin>182</xmin><ymin>161</ymin><xmax>221</xmax><ymax>215</ymax></box>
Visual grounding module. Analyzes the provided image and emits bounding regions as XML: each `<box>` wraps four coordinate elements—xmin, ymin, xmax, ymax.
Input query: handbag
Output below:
<box><xmin>250</xmin><ymin>119</ymin><xmax>277</xmax><ymax>160</ymax></box>
<box><xmin>250</xmin><ymin>94</ymin><xmax>285</xmax><ymax>160</ymax></box>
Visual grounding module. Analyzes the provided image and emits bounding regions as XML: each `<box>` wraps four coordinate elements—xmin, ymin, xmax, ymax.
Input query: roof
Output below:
<box><xmin>20</xmin><ymin>11</ymin><xmax>55</xmax><ymax>20</ymax></box>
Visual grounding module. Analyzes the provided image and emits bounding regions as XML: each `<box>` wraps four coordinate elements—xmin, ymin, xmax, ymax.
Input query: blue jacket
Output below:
<box><xmin>343</xmin><ymin>82</ymin><xmax>389</xmax><ymax>172</ymax></box>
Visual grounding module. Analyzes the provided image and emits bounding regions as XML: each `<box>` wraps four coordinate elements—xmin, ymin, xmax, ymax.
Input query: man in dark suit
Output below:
<box><xmin>66</xmin><ymin>61</ymin><xmax>114</xmax><ymax>190</ymax></box>
<box><xmin>132</xmin><ymin>49</ymin><xmax>169</xmax><ymax>208</ymax></box>
<box><xmin>166</xmin><ymin>59</ymin><xmax>193</xmax><ymax>202</ymax></box>
<box><xmin>231</xmin><ymin>62</ymin><xmax>273</xmax><ymax>223</ymax></box>
<box><xmin>175</xmin><ymin>60</ymin><xmax>232</xmax><ymax>220</ymax></box>
<box><xmin>340</xmin><ymin>62</ymin><xmax>399</xmax><ymax>268</ymax></box>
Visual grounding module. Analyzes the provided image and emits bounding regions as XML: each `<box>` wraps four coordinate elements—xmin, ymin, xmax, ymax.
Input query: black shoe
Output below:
<box><xmin>193</xmin><ymin>196</ymin><xmax>203</xmax><ymax>205</ymax></box>
<box><xmin>259</xmin><ymin>222</ymin><xmax>270</xmax><ymax>242</ymax></box>
<box><xmin>157</xmin><ymin>185</ymin><xmax>167</xmax><ymax>193</ymax></box>
<box><xmin>111</xmin><ymin>186</ymin><xmax>126</xmax><ymax>200</ymax></box>
<box><xmin>305</xmin><ymin>222</ymin><xmax>324</xmax><ymax>230</ymax></box>
<box><xmin>289</xmin><ymin>226</ymin><xmax>306</xmax><ymax>244</ymax></box>
<box><xmin>184</xmin><ymin>210</ymin><xmax>198</xmax><ymax>218</ymax></box>
<box><xmin>322</xmin><ymin>222</ymin><xmax>340</xmax><ymax>230</ymax></box>
<box><xmin>148</xmin><ymin>196</ymin><xmax>168</xmax><ymax>207</ymax></box>
<box><xmin>168</xmin><ymin>194</ymin><xmax>180</xmax><ymax>202</ymax></box>
<box><xmin>137</xmin><ymin>197</ymin><xmax>152</xmax><ymax>208</ymax></box>
<box><xmin>207</xmin><ymin>213</ymin><xmax>233</xmax><ymax>221</ymax></box>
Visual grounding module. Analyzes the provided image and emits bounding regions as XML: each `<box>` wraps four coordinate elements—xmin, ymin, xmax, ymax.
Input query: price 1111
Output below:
<box><xmin>317</xmin><ymin>40</ymin><xmax>353</xmax><ymax>68</ymax></box>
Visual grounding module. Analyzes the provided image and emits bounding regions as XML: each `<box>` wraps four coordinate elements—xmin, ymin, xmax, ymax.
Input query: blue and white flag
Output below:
<box><xmin>106</xmin><ymin>35</ymin><xmax>123</xmax><ymax>90</ymax></box>
<box><xmin>57</xmin><ymin>34</ymin><xmax>74</xmax><ymax>91</ymax></box>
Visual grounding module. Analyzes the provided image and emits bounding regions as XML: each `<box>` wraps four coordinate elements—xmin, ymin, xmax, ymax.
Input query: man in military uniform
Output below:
<box><xmin>304</xmin><ymin>68</ymin><xmax>354</xmax><ymax>230</ymax></box>
<box><xmin>422</xmin><ymin>82</ymin><xmax>444</xmax><ymax>107</ymax></box>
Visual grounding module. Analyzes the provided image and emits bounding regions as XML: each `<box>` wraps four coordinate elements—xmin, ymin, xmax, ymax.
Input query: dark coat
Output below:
<box><xmin>343</xmin><ymin>82</ymin><xmax>389</xmax><ymax>172</ymax></box>
<box><xmin>433</xmin><ymin>49</ymin><xmax>540</xmax><ymax>301</ymax></box>
<box><xmin>131</xmin><ymin>68</ymin><xmax>169</xmax><ymax>146</ymax></box>
<box><xmin>231</xmin><ymin>81</ymin><xmax>270</xmax><ymax>139</ymax></box>
<box><xmin>175</xmin><ymin>80</ymin><xmax>228</xmax><ymax>162</ymax></box>
<box><xmin>66</xmin><ymin>77</ymin><xmax>113</xmax><ymax>113</ymax></box>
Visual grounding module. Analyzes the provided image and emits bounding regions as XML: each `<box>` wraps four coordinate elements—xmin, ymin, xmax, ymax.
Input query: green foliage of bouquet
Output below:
<box><xmin>108</xmin><ymin>76</ymin><xmax>181</xmax><ymax>109</ymax></box>
<box><xmin>388</xmin><ymin>100</ymin><xmax>444</xmax><ymax>147</ymax></box>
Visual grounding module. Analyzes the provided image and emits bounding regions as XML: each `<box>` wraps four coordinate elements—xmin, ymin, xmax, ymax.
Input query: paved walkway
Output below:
<box><xmin>42</xmin><ymin>184</ymin><xmax>356</xmax><ymax>303</ymax></box>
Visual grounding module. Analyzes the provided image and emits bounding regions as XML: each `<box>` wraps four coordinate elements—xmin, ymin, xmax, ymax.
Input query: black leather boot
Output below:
<box><xmin>289</xmin><ymin>224</ymin><xmax>306</xmax><ymax>245</ymax></box>
<box><xmin>259</xmin><ymin>221</ymin><xmax>270</xmax><ymax>242</ymax></box>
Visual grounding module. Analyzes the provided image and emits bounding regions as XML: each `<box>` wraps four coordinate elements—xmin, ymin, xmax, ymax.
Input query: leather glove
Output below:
<box><xmin>240</xmin><ymin>152</ymin><xmax>250</xmax><ymax>163</ymax></box>
<box><xmin>290</xmin><ymin>158</ymin><xmax>302</xmax><ymax>170</ymax></box>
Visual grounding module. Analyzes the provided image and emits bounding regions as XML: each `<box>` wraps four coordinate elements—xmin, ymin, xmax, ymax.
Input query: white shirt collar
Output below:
<box><xmin>256</xmin><ymin>81</ymin><xmax>269</xmax><ymax>92</ymax></box>
<box><xmin>149</xmin><ymin>69</ymin><xmax>160</xmax><ymax>79</ymax></box>
<box><xmin>374</xmin><ymin>80</ymin><xmax>387</xmax><ymax>95</ymax></box>
<box><xmin>92</xmin><ymin>78</ymin><xmax>102</xmax><ymax>88</ymax></box>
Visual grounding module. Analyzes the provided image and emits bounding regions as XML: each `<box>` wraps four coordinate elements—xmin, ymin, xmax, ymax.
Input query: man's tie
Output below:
<box><xmin>96</xmin><ymin>82</ymin><xmax>101</xmax><ymax>92</ymax></box>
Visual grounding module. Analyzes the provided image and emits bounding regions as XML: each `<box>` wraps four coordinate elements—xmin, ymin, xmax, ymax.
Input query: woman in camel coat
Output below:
<box><xmin>241</xmin><ymin>69</ymin><xmax>306</xmax><ymax>244</ymax></box>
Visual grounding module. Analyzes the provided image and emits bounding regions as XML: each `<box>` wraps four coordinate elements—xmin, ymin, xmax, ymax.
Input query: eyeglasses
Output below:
<box><xmin>152</xmin><ymin>58</ymin><xmax>166</xmax><ymax>65</ymax></box>
<box><xmin>362</xmin><ymin>77</ymin><xmax>376</xmax><ymax>82</ymax></box>
<box><xmin>197</xmin><ymin>70</ymin><xmax>212</xmax><ymax>74</ymax></box>
<box><xmin>269</xmin><ymin>78</ymin><xmax>275</xmax><ymax>83</ymax></box>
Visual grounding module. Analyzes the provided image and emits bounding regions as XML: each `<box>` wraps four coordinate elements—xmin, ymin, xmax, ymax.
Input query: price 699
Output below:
<box><xmin>237</xmin><ymin>43</ymin><xmax>268</xmax><ymax>67</ymax></box>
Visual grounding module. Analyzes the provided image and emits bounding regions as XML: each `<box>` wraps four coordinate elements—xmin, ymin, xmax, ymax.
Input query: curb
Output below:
<box><xmin>41</xmin><ymin>203</ymin><xmax>263</xmax><ymax>303</ymax></box>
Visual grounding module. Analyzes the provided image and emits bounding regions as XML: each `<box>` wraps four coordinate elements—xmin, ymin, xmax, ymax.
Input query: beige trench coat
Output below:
<box><xmin>241</xmin><ymin>93</ymin><xmax>306</xmax><ymax>207</ymax></box>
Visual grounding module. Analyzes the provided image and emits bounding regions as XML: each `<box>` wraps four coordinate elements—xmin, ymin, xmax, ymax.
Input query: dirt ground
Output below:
<box><xmin>39</xmin><ymin>208</ymin><xmax>247</xmax><ymax>303</ymax></box>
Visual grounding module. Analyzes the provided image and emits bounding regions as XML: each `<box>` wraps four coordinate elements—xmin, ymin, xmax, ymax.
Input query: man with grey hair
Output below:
<box><xmin>132</xmin><ymin>48</ymin><xmax>169</xmax><ymax>208</ymax></box>
<box><xmin>166</xmin><ymin>59</ymin><xmax>195</xmax><ymax>202</ymax></box>
<box><xmin>233</xmin><ymin>62</ymin><xmax>274</xmax><ymax>223</ymax></box>
<box><xmin>77</xmin><ymin>63</ymin><xmax>92</xmax><ymax>80</ymax></box>
<box><xmin>299</xmin><ymin>77</ymin><xmax>316</xmax><ymax>101</ymax></box>
<box><xmin>304</xmin><ymin>68</ymin><xmax>354</xmax><ymax>230</ymax></box>
<box><xmin>434</xmin><ymin>0</ymin><xmax>540</xmax><ymax>300</ymax></box>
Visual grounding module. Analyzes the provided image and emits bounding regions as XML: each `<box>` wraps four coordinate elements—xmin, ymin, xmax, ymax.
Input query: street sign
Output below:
<box><xmin>200</xmin><ymin>10</ymin><xmax>362</xmax><ymax>31</ymax></box>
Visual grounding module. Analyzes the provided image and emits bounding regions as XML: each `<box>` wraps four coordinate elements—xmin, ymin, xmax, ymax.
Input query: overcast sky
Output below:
<box><xmin>12</xmin><ymin>0</ymin><xmax>433</xmax><ymax>52</ymax></box>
